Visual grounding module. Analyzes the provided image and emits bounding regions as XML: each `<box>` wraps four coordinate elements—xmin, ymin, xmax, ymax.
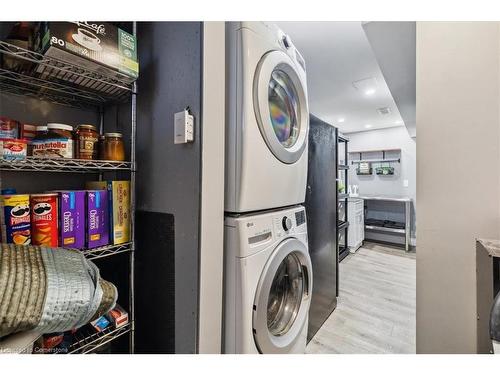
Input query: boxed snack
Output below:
<box><xmin>0</xmin><ymin>117</ymin><xmax>19</xmax><ymax>139</ymax></box>
<box><xmin>35</xmin><ymin>22</ymin><xmax>138</xmax><ymax>83</ymax></box>
<box><xmin>30</xmin><ymin>193</ymin><xmax>59</xmax><ymax>247</ymax></box>
<box><xmin>20</xmin><ymin>124</ymin><xmax>37</xmax><ymax>140</ymax></box>
<box><xmin>54</xmin><ymin>190</ymin><xmax>85</xmax><ymax>249</ymax></box>
<box><xmin>106</xmin><ymin>304</ymin><xmax>128</xmax><ymax>328</ymax></box>
<box><xmin>0</xmin><ymin>138</ymin><xmax>27</xmax><ymax>161</ymax></box>
<box><xmin>0</xmin><ymin>194</ymin><xmax>31</xmax><ymax>245</ymax></box>
<box><xmin>42</xmin><ymin>332</ymin><xmax>64</xmax><ymax>349</ymax></box>
<box><xmin>86</xmin><ymin>181</ymin><xmax>130</xmax><ymax>245</ymax></box>
<box><xmin>90</xmin><ymin>315</ymin><xmax>110</xmax><ymax>332</ymax></box>
<box><xmin>86</xmin><ymin>190</ymin><xmax>109</xmax><ymax>248</ymax></box>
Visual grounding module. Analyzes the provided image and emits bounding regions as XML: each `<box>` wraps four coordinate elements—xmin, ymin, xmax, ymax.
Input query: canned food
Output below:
<box><xmin>0</xmin><ymin>117</ymin><xmax>19</xmax><ymax>139</ymax></box>
<box><xmin>31</xmin><ymin>193</ymin><xmax>59</xmax><ymax>247</ymax></box>
<box><xmin>0</xmin><ymin>194</ymin><xmax>31</xmax><ymax>245</ymax></box>
<box><xmin>21</xmin><ymin>124</ymin><xmax>36</xmax><ymax>139</ymax></box>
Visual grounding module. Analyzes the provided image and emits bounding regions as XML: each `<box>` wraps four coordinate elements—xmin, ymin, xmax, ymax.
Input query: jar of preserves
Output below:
<box><xmin>32</xmin><ymin>123</ymin><xmax>73</xmax><ymax>159</ymax></box>
<box><xmin>75</xmin><ymin>124</ymin><xmax>99</xmax><ymax>160</ymax></box>
<box><xmin>102</xmin><ymin>133</ymin><xmax>125</xmax><ymax>161</ymax></box>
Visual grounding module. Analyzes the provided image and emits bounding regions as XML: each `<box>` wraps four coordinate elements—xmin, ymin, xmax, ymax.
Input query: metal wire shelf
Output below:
<box><xmin>64</xmin><ymin>323</ymin><xmax>131</xmax><ymax>354</ymax></box>
<box><xmin>0</xmin><ymin>157</ymin><xmax>132</xmax><ymax>173</ymax></box>
<box><xmin>80</xmin><ymin>242</ymin><xmax>133</xmax><ymax>261</ymax></box>
<box><xmin>0</xmin><ymin>40</ymin><xmax>133</xmax><ymax>109</ymax></box>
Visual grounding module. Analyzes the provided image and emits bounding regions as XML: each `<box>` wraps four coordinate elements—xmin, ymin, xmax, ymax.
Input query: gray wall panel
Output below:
<box><xmin>135</xmin><ymin>22</ymin><xmax>202</xmax><ymax>354</ymax></box>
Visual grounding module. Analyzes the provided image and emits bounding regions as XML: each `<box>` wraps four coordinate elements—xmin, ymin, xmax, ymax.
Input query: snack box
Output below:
<box><xmin>90</xmin><ymin>316</ymin><xmax>110</xmax><ymax>332</ymax></box>
<box><xmin>86</xmin><ymin>181</ymin><xmax>130</xmax><ymax>245</ymax></box>
<box><xmin>86</xmin><ymin>190</ymin><xmax>109</xmax><ymax>248</ymax></box>
<box><xmin>0</xmin><ymin>117</ymin><xmax>19</xmax><ymax>139</ymax></box>
<box><xmin>0</xmin><ymin>138</ymin><xmax>27</xmax><ymax>161</ymax></box>
<box><xmin>34</xmin><ymin>22</ymin><xmax>138</xmax><ymax>83</ymax></box>
<box><xmin>106</xmin><ymin>304</ymin><xmax>128</xmax><ymax>329</ymax></box>
<box><xmin>51</xmin><ymin>190</ymin><xmax>85</xmax><ymax>249</ymax></box>
<box><xmin>0</xmin><ymin>194</ymin><xmax>31</xmax><ymax>245</ymax></box>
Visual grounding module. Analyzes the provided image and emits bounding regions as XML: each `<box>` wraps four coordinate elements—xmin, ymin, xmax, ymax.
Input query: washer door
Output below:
<box><xmin>253</xmin><ymin>50</ymin><xmax>309</xmax><ymax>164</ymax></box>
<box><xmin>252</xmin><ymin>238</ymin><xmax>312</xmax><ymax>353</ymax></box>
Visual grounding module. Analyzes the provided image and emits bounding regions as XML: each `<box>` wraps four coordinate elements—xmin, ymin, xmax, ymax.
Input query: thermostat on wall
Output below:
<box><xmin>174</xmin><ymin>108</ymin><xmax>194</xmax><ymax>144</ymax></box>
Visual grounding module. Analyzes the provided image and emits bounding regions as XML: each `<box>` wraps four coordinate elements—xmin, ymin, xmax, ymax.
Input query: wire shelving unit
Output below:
<box><xmin>0</xmin><ymin>22</ymin><xmax>137</xmax><ymax>354</ymax></box>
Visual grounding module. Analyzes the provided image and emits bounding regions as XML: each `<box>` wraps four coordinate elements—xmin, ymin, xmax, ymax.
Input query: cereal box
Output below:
<box><xmin>54</xmin><ymin>190</ymin><xmax>85</xmax><ymax>249</ymax></box>
<box><xmin>86</xmin><ymin>190</ymin><xmax>109</xmax><ymax>248</ymax></box>
<box><xmin>86</xmin><ymin>181</ymin><xmax>130</xmax><ymax>245</ymax></box>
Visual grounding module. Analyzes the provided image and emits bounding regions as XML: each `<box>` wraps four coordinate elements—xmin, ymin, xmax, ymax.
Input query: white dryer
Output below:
<box><xmin>225</xmin><ymin>22</ymin><xmax>310</xmax><ymax>213</ymax></box>
<box><xmin>224</xmin><ymin>205</ymin><xmax>312</xmax><ymax>353</ymax></box>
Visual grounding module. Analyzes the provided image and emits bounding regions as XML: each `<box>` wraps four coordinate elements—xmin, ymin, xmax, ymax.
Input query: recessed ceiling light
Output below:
<box><xmin>395</xmin><ymin>120</ymin><xmax>403</xmax><ymax>125</ymax></box>
<box><xmin>338</xmin><ymin>118</ymin><xmax>345</xmax><ymax>123</ymax></box>
<box><xmin>365</xmin><ymin>124</ymin><xmax>372</xmax><ymax>129</ymax></box>
<box><xmin>353</xmin><ymin>77</ymin><xmax>378</xmax><ymax>96</ymax></box>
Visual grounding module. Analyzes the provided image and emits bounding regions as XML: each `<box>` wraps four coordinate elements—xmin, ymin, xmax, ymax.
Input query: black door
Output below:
<box><xmin>304</xmin><ymin>114</ymin><xmax>338</xmax><ymax>342</ymax></box>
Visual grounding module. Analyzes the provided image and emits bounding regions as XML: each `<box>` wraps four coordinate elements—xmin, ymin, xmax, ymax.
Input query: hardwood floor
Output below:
<box><xmin>306</xmin><ymin>242</ymin><xmax>416</xmax><ymax>354</ymax></box>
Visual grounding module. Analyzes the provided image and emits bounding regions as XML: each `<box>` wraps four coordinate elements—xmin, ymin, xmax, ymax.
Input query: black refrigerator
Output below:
<box><xmin>305</xmin><ymin>114</ymin><xmax>339</xmax><ymax>342</ymax></box>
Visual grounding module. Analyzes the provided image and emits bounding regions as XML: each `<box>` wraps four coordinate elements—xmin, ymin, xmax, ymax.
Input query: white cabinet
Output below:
<box><xmin>348</xmin><ymin>198</ymin><xmax>364</xmax><ymax>252</ymax></box>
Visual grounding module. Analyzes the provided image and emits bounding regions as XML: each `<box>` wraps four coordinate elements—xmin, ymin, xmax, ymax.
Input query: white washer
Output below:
<box><xmin>224</xmin><ymin>205</ymin><xmax>312</xmax><ymax>353</ymax></box>
<box><xmin>225</xmin><ymin>22</ymin><xmax>310</xmax><ymax>213</ymax></box>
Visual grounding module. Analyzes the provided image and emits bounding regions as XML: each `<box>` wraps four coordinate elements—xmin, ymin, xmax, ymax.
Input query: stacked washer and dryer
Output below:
<box><xmin>224</xmin><ymin>22</ymin><xmax>313</xmax><ymax>354</ymax></box>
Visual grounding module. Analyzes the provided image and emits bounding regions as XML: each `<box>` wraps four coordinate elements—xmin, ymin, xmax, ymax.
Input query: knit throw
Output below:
<box><xmin>0</xmin><ymin>244</ymin><xmax>117</xmax><ymax>338</ymax></box>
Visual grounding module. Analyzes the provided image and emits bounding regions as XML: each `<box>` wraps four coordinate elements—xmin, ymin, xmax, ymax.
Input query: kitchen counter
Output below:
<box><xmin>358</xmin><ymin>195</ymin><xmax>412</xmax><ymax>252</ymax></box>
<box><xmin>357</xmin><ymin>194</ymin><xmax>411</xmax><ymax>202</ymax></box>
<box><xmin>476</xmin><ymin>238</ymin><xmax>500</xmax><ymax>353</ymax></box>
<box><xmin>477</xmin><ymin>238</ymin><xmax>500</xmax><ymax>258</ymax></box>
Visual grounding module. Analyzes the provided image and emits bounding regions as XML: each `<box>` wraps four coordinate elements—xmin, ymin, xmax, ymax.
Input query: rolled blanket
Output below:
<box><xmin>0</xmin><ymin>244</ymin><xmax>117</xmax><ymax>338</ymax></box>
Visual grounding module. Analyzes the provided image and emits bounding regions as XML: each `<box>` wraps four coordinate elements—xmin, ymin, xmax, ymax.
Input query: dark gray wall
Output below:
<box><xmin>0</xmin><ymin>93</ymin><xmax>101</xmax><ymax>192</ymax></box>
<box><xmin>135</xmin><ymin>22</ymin><xmax>202</xmax><ymax>354</ymax></box>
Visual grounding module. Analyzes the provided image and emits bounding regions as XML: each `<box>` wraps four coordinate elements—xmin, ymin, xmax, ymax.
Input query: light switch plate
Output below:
<box><xmin>403</xmin><ymin>179</ymin><xmax>409</xmax><ymax>187</ymax></box>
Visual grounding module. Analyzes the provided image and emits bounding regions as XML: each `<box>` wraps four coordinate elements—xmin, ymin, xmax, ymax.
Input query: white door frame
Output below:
<box><xmin>198</xmin><ymin>21</ymin><xmax>225</xmax><ymax>354</ymax></box>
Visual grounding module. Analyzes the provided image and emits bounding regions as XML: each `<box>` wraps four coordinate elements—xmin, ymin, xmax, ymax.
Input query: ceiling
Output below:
<box><xmin>276</xmin><ymin>21</ymin><xmax>405</xmax><ymax>134</ymax></box>
<box><xmin>363</xmin><ymin>22</ymin><xmax>416</xmax><ymax>137</ymax></box>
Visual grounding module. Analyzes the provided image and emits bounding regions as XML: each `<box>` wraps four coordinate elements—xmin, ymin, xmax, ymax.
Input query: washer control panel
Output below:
<box><xmin>242</xmin><ymin>207</ymin><xmax>307</xmax><ymax>245</ymax></box>
<box><xmin>246</xmin><ymin>219</ymin><xmax>273</xmax><ymax>246</ymax></box>
<box><xmin>272</xmin><ymin>209</ymin><xmax>306</xmax><ymax>239</ymax></box>
<box><xmin>282</xmin><ymin>216</ymin><xmax>293</xmax><ymax>231</ymax></box>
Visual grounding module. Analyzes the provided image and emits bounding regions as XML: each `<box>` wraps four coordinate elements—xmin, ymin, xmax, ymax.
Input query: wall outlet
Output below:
<box><xmin>174</xmin><ymin>109</ymin><xmax>194</xmax><ymax>144</ymax></box>
<box><xmin>403</xmin><ymin>179</ymin><xmax>409</xmax><ymax>187</ymax></box>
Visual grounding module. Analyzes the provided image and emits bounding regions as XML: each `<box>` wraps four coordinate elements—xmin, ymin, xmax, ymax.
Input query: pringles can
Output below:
<box><xmin>0</xmin><ymin>194</ymin><xmax>31</xmax><ymax>245</ymax></box>
<box><xmin>31</xmin><ymin>193</ymin><xmax>59</xmax><ymax>247</ymax></box>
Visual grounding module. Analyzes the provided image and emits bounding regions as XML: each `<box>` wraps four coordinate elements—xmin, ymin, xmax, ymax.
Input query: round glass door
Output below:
<box><xmin>267</xmin><ymin>252</ymin><xmax>304</xmax><ymax>336</ymax></box>
<box><xmin>252</xmin><ymin>238</ymin><xmax>312</xmax><ymax>353</ymax></box>
<box><xmin>254</xmin><ymin>51</ymin><xmax>309</xmax><ymax>164</ymax></box>
<box><xmin>268</xmin><ymin>70</ymin><xmax>300</xmax><ymax>149</ymax></box>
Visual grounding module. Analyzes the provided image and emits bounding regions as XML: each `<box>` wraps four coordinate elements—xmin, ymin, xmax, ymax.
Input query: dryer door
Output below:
<box><xmin>254</xmin><ymin>50</ymin><xmax>309</xmax><ymax>164</ymax></box>
<box><xmin>252</xmin><ymin>238</ymin><xmax>313</xmax><ymax>353</ymax></box>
